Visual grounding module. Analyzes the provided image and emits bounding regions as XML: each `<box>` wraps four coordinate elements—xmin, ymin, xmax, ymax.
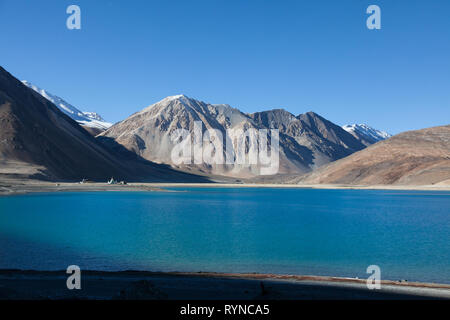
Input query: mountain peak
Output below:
<box><xmin>149</xmin><ymin>94</ymin><xmax>197</xmax><ymax>109</ymax></box>
<box><xmin>158</xmin><ymin>94</ymin><xmax>193</xmax><ymax>104</ymax></box>
<box><xmin>301</xmin><ymin>111</ymin><xmax>322</xmax><ymax>118</ymax></box>
<box><xmin>165</xmin><ymin>94</ymin><xmax>189</xmax><ymax>100</ymax></box>
<box><xmin>141</xmin><ymin>94</ymin><xmax>198</xmax><ymax>114</ymax></box>
<box><xmin>342</xmin><ymin>123</ymin><xmax>391</xmax><ymax>146</ymax></box>
<box><xmin>248</xmin><ymin>109</ymin><xmax>296</xmax><ymax>127</ymax></box>
<box><xmin>259</xmin><ymin>108</ymin><xmax>294</xmax><ymax>115</ymax></box>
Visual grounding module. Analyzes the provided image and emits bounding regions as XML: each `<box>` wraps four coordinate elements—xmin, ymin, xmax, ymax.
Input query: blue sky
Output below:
<box><xmin>0</xmin><ymin>0</ymin><xmax>449</xmax><ymax>134</ymax></box>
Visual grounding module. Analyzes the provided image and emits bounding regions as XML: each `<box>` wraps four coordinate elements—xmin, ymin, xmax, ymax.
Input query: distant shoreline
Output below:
<box><xmin>0</xmin><ymin>269</ymin><xmax>449</xmax><ymax>300</ymax></box>
<box><xmin>1</xmin><ymin>180</ymin><xmax>450</xmax><ymax>196</ymax></box>
<box><xmin>2</xmin><ymin>269</ymin><xmax>449</xmax><ymax>288</ymax></box>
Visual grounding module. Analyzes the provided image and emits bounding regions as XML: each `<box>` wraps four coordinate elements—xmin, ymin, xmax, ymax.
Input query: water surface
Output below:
<box><xmin>0</xmin><ymin>188</ymin><xmax>449</xmax><ymax>283</ymax></box>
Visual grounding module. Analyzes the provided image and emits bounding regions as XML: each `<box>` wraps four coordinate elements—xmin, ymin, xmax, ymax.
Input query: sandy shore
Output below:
<box><xmin>1</xmin><ymin>180</ymin><xmax>450</xmax><ymax>196</ymax></box>
<box><xmin>0</xmin><ymin>180</ymin><xmax>166</xmax><ymax>196</ymax></box>
<box><xmin>145</xmin><ymin>182</ymin><xmax>450</xmax><ymax>191</ymax></box>
<box><xmin>1</xmin><ymin>270</ymin><xmax>449</xmax><ymax>300</ymax></box>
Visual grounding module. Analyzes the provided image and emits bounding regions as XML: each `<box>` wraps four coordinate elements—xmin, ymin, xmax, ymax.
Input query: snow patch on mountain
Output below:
<box><xmin>22</xmin><ymin>81</ymin><xmax>112</xmax><ymax>130</ymax></box>
<box><xmin>342</xmin><ymin>124</ymin><xmax>391</xmax><ymax>145</ymax></box>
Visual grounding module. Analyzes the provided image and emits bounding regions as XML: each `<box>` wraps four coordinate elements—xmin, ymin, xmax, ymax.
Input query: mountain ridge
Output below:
<box><xmin>0</xmin><ymin>67</ymin><xmax>209</xmax><ymax>182</ymax></box>
<box><xmin>21</xmin><ymin>80</ymin><xmax>112</xmax><ymax>132</ymax></box>
<box><xmin>101</xmin><ymin>95</ymin><xmax>367</xmax><ymax>177</ymax></box>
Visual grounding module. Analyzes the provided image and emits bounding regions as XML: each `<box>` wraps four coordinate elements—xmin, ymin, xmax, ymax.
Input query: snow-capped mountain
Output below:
<box><xmin>22</xmin><ymin>81</ymin><xmax>112</xmax><ymax>130</ymax></box>
<box><xmin>342</xmin><ymin>124</ymin><xmax>391</xmax><ymax>146</ymax></box>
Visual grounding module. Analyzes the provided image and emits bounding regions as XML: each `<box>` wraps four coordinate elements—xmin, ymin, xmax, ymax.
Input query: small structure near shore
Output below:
<box><xmin>107</xmin><ymin>177</ymin><xmax>118</xmax><ymax>185</ymax></box>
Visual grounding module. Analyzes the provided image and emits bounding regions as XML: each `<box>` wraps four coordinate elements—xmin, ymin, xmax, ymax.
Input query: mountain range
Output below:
<box><xmin>1</xmin><ymin>65</ymin><xmax>447</xmax><ymax>185</ymax></box>
<box><xmin>19</xmin><ymin>82</ymin><xmax>392</xmax><ymax>149</ymax></box>
<box><xmin>100</xmin><ymin>95</ymin><xmax>370</xmax><ymax>177</ymax></box>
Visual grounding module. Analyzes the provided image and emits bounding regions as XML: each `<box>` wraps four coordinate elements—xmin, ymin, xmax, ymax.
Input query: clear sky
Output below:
<box><xmin>0</xmin><ymin>0</ymin><xmax>449</xmax><ymax>134</ymax></box>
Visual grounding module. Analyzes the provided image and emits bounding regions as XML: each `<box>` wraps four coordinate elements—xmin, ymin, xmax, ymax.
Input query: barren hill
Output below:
<box><xmin>292</xmin><ymin>125</ymin><xmax>450</xmax><ymax>186</ymax></box>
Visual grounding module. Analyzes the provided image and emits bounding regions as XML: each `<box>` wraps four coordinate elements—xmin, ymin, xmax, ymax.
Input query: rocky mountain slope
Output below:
<box><xmin>101</xmin><ymin>95</ymin><xmax>366</xmax><ymax>177</ymax></box>
<box><xmin>250</xmin><ymin>109</ymin><xmax>366</xmax><ymax>167</ymax></box>
<box><xmin>0</xmin><ymin>67</ymin><xmax>207</xmax><ymax>182</ymax></box>
<box><xmin>291</xmin><ymin>125</ymin><xmax>450</xmax><ymax>185</ymax></box>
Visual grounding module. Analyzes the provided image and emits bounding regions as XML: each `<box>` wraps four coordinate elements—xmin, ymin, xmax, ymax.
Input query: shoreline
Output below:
<box><xmin>1</xmin><ymin>181</ymin><xmax>450</xmax><ymax>196</ymax></box>
<box><xmin>2</xmin><ymin>269</ymin><xmax>449</xmax><ymax>289</ymax></box>
<box><xmin>1</xmin><ymin>269</ymin><xmax>449</xmax><ymax>300</ymax></box>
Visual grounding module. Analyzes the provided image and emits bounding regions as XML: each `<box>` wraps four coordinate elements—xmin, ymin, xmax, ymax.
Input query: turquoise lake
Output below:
<box><xmin>0</xmin><ymin>188</ymin><xmax>449</xmax><ymax>283</ymax></box>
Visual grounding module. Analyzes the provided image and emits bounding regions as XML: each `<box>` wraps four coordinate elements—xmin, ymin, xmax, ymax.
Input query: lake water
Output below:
<box><xmin>0</xmin><ymin>188</ymin><xmax>449</xmax><ymax>283</ymax></box>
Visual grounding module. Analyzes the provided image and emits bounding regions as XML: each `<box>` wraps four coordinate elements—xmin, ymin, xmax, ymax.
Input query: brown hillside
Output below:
<box><xmin>293</xmin><ymin>125</ymin><xmax>450</xmax><ymax>185</ymax></box>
